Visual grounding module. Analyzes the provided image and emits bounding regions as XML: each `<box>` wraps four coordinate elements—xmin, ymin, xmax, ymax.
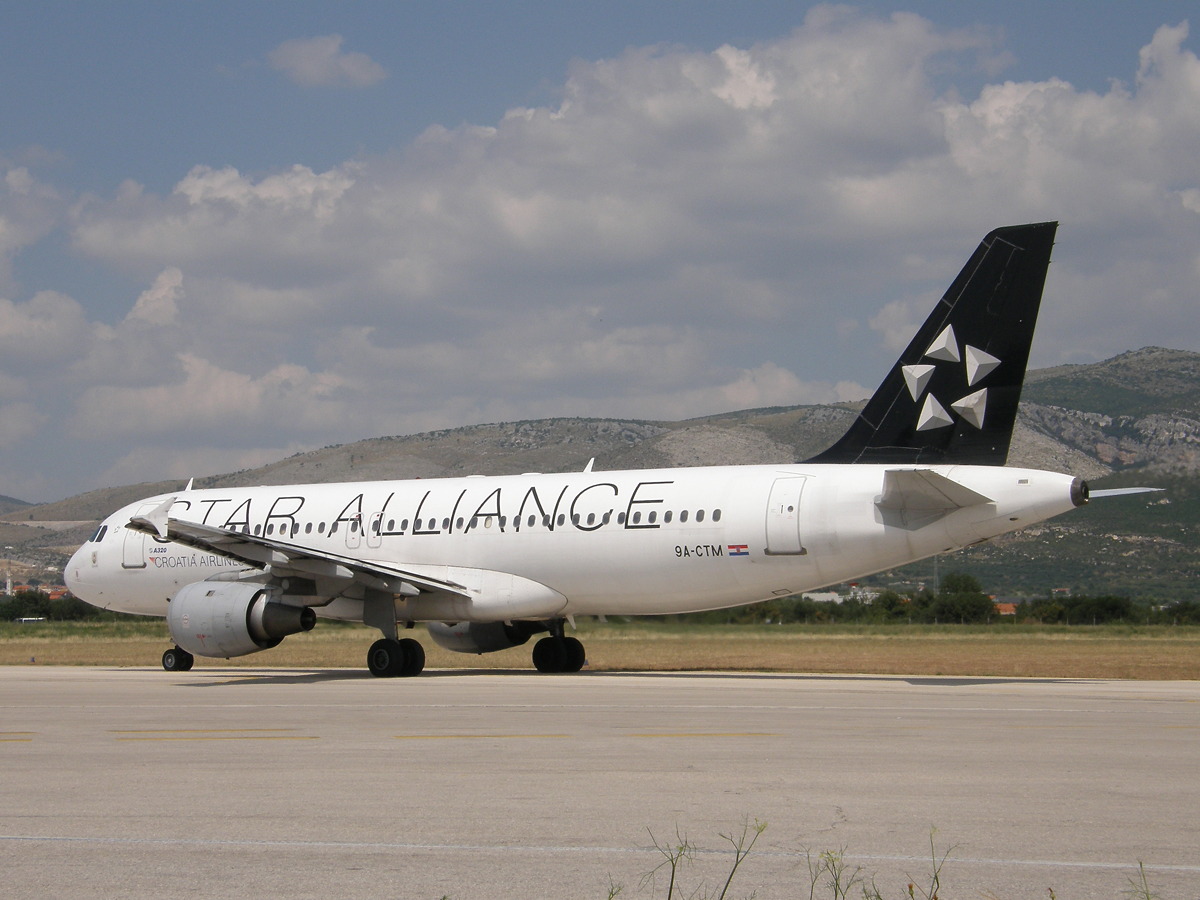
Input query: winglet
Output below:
<box><xmin>184</xmin><ymin>478</ymin><xmax>194</xmax><ymax>491</ymax></box>
<box><xmin>583</xmin><ymin>458</ymin><xmax>595</xmax><ymax>473</ymax></box>
<box><xmin>131</xmin><ymin>496</ymin><xmax>175</xmax><ymax>539</ymax></box>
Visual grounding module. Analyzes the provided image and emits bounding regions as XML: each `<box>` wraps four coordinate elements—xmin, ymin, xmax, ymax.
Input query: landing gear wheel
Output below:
<box><xmin>398</xmin><ymin>638</ymin><xmax>425</xmax><ymax>676</ymax></box>
<box><xmin>162</xmin><ymin>647</ymin><xmax>192</xmax><ymax>672</ymax></box>
<box><xmin>532</xmin><ymin>637</ymin><xmax>566</xmax><ymax>673</ymax></box>
<box><xmin>562</xmin><ymin>636</ymin><xmax>586</xmax><ymax>672</ymax></box>
<box><xmin>368</xmin><ymin>638</ymin><xmax>406</xmax><ymax>678</ymax></box>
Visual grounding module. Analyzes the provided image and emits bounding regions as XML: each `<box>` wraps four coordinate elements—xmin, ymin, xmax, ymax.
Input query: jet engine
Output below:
<box><xmin>426</xmin><ymin>621</ymin><xmax>543</xmax><ymax>654</ymax></box>
<box><xmin>167</xmin><ymin>581</ymin><xmax>316</xmax><ymax>659</ymax></box>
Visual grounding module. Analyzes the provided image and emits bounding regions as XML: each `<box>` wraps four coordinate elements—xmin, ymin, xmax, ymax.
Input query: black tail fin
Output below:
<box><xmin>808</xmin><ymin>222</ymin><xmax>1057</xmax><ymax>465</ymax></box>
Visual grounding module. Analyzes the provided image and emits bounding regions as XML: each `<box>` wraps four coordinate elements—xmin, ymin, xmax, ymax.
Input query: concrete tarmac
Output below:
<box><xmin>1</xmin><ymin>667</ymin><xmax>1198</xmax><ymax>899</ymax></box>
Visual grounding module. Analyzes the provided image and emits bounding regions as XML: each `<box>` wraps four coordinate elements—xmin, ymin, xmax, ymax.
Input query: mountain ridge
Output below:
<box><xmin>6</xmin><ymin>346</ymin><xmax>1199</xmax><ymax>599</ymax></box>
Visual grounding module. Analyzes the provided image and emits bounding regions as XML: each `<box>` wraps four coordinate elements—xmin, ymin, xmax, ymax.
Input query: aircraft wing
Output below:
<box><xmin>126</xmin><ymin>498</ymin><xmax>470</xmax><ymax>599</ymax></box>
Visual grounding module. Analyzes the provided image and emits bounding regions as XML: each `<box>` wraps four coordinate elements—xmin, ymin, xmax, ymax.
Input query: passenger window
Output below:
<box><xmin>680</xmin><ymin>510</ymin><xmax>689</xmax><ymax>523</ymax></box>
<box><xmin>557</xmin><ymin>514</ymin><xmax>565</xmax><ymax>526</ymax></box>
<box><xmin>602</xmin><ymin>512</ymin><xmax>610</xmax><ymax>524</ymax></box>
<box><xmin>318</xmin><ymin>522</ymin><xmax>325</xmax><ymax>534</ymax></box>
<box><xmin>254</xmin><ymin>524</ymin><xmax>261</xmax><ymax>535</ymax></box>
<box><xmin>331</xmin><ymin>522</ymin><xmax>339</xmax><ymax>535</ymax></box>
<box><xmin>292</xmin><ymin>523</ymin><xmax>300</xmax><ymax>536</ymax></box>
<box><xmin>648</xmin><ymin>511</ymin><xmax>656</xmax><ymax>524</ymax></box>
<box><xmin>415</xmin><ymin>519</ymin><xmax>423</xmax><ymax>530</ymax></box>
<box><xmin>587</xmin><ymin>513</ymin><xmax>595</xmax><ymax>525</ymax></box>
<box><xmin>696</xmin><ymin>510</ymin><xmax>705</xmax><ymax>522</ymax></box>
<box><xmin>484</xmin><ymin>517</ymin><xmax>492</xmax><ymax>528</ymax></box>
<box><xmin>442</xmin><ymin>518</ymin><xmax>450</xmax><ymax>529</ymax></box>
<box><xmin>387</xmin><ymin>520</ymin><xmax>394</xmax><ymax>531</ymax></box>
<box><xmin>306</xmin><ymin>522</ymin><xmax>313</xmax><ymax>534</ymax></box>
<box><xmin>664</xmin><ymin>511</ymin><xmax>672</xmax><ymax>523</ymax></box>
<box><xmin>471</xmin><ymin>517</ymin><xmax>478</xmax><ymax>529</ymax></box>
<box><xmin>712</xmin><ymin>509</ymin><xmax>721</xmax><ymax>522</ymax></box>
<box><xmin>400</xmin><ymin>519</ymin><xmax>408</xmax><ymax>531</ymax></box>
<box><xmin>632</xmin><ymin>511</ymin><xmax>641</xmax><ymax>524</ymax></box>
<box><xmin>617</xmin><ymin>512</ymin><xmax>626</xmax><ymax>524</ymax></box>
<box><xmin>542</xmin><ymin>515</ymin><xmax>550</xmax><ymax>526</ymax></box>
<box><xmin>572</xmin><ymin>514</ymin><xmax>580</xmax><ymax>525</ymax></box>
<box><xmin>350</xmin><ymin>520</ymin><xmax>358</xmax><ymax>534</ymax></box>
<box><xmin>267</xmin><ymin>523</ymin><xmax>274</xmax><ymax>535</ymax></box>
<box><xmin>528</xmin><ymin>515</ymin><xmax>536</xmax><ymax>527</ymax></box>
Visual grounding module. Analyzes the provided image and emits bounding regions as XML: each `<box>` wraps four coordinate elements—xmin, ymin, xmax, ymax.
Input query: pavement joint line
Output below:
<box><xmin>394</xmin><ymin>734</ymin><xmax>571</xmax><ymax>739</ymax></box>
<box><xmin>109</xmin><ymin>729</ymin><xmax>297</xmax><ymax>733</ymax></box>
<box><xmin>114</xmin><ymin>735</ymin><xmax>319</xmax><ymax>741</ymax></box>
<box><xmin>625</xmin><ymin>732</ymin><xmax>779</xmax><ymax>737</ymax></box>
<box><xmin>0</xmin><ymin>835</ymin><xmax>1196</xmax><ymax>874</ymax></box>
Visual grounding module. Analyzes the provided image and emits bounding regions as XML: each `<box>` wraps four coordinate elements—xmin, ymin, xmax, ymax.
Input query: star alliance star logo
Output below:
<box><xmin>902</xmin><ymin>325</ymin><xmax>1000</xmax><ymax>432</ymax></box>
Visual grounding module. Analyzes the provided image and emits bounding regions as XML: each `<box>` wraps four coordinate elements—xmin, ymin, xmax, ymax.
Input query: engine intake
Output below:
<box><xmin>167</xmin><ymin>581</ymin><xmax>315</xmax><ymax>659</ymax></box>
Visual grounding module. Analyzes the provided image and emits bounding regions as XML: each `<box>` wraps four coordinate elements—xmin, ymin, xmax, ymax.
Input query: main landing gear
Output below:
<box><xmin>531</xmin><ymin>620</ymin><xmax>586</xmax><ymax>673</ymax></box>
<box><xmin>162</xmin><ymin>646</ymin><xmax>194</xmax><ymax>671</ymax></box>
<box><xmin>367</xmin><ymin>637</ymin><xmax>425</xmax><ymax>678</ymax></box>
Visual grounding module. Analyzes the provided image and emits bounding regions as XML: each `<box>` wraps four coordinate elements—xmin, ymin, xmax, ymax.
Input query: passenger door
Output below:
<box><xmin>765</xmin><ymin>477</ymin><xmax>807</xmax><ymax>555</ymax></box>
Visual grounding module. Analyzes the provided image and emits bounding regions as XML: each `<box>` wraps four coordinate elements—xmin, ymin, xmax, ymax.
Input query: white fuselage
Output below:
<box><xmin>66</xmin><ymin>463</ymin><xmax>1080</xmax><ymax>622</ymax></box>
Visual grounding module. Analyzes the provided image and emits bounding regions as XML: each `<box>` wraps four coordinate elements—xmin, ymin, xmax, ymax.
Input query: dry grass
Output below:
<box><xmin>2</xmin><ymin>620</ymin><xmax>1199</xmax><ymax>678</ymax></box>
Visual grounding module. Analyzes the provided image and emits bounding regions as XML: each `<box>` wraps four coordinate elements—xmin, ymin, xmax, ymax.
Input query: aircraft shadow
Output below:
<box><xmin>178</xmin><ymin>669</ymin><xmax>1088</xmax><ymax>686</ymax></box>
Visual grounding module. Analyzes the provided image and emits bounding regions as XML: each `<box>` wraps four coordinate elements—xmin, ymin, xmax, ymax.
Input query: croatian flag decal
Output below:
<box><xmin>728</xmin><ymin>544</ymin><xmax>749</xmax><ymax>557</ymax></box>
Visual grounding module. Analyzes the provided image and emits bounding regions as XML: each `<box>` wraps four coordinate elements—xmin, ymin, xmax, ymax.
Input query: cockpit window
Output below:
<box><xmin>91</xmin><ymin>524</ymin><xmax>108</xmax><ymax>542</ymax></box>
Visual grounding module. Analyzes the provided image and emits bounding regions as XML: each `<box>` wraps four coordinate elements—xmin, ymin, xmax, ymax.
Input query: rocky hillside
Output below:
<box><xmin>6</xmin><ymin>346</ymin><xmax>1199</xmax><ymax>598</ymax></box>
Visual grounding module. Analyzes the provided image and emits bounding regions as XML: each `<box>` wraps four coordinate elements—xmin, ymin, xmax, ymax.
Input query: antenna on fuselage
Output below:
<box><xmin>582</xmin><ymin>458</ymin><xmax>595</xmax><ymax>473</ymax></box>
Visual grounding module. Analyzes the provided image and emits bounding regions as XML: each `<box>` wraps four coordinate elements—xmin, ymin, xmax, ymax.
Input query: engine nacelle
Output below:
<box><xmin>426</xmin><ymin>621</ymin><xmax>543</xmax><ymax>655</ymax></box>
<box><xmin>167</xmin><ymin>581</ymin><xmax>316</xmax><ymax>659</ymax></box>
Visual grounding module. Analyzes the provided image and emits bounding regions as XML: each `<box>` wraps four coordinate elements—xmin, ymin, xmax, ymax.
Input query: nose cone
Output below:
<box><xmin>65</xmin><ymin>544</ymin><xmax>99</xmax><ymax>607</ymax></box>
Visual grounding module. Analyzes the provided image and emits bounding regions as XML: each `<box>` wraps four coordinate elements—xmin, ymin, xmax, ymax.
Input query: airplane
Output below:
<box><xmin>64</xmin><ymin>222</ymin><xmax>1156</xmax><ymax>676</ymax></box>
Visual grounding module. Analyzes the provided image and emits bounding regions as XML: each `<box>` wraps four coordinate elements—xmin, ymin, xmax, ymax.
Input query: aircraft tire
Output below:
<box><xmin>532</xmin><ymin>637</ymin><xmax>566</xmax><ymax>673</ymax></box>
<box><xmin>562</xmin><ymin>637</ymin><xmax>586</xmax><ymax>672</ymax></box>
<box><xmin>162</xmin><ymin>647</ymin><xmax>192</xmax><ymax>672</ymax></box>
<box><xmin>399</xmin><ymin>638</ymin><xmax>425</xmax><ymax>676</ymax></box>
<box><xmin>368</xmin><ymin>638</ymin><xmax>405</xmax><ymax>678</ymax></box>
<box><xmin>178</xmin><ymin>649</ymin><xmax>194</xmax><ymax>671</ymax></box>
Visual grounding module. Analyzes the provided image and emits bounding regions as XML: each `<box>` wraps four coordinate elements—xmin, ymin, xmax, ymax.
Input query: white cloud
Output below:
<box><xmin>0</xmin><ymin>166</ymin><xmax>61</xmax><ymax>293</ymax></box>
<box><xmin>125</xmin><ymin>268</ymin><xmax>183</xmax><ymax>326</ymax></box>
<box><xmin>268</xmin><ymin>35</ymin><xmax>386</xmax><ymax>88</ymax></box>
<box><xmin>4</xmin><ymin>11</ymin><xmax>1200</xmax><ymax>497</ymax></box>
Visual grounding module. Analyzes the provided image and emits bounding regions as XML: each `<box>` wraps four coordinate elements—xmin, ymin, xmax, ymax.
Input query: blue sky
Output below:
<box><xmin>1</xmin><ymin>3</ymin><xmax>1197</xmax><ymax>500</ymax></box>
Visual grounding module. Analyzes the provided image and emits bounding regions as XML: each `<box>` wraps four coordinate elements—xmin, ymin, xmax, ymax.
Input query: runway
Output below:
<box><xmin>2</xmin><ymin>668</ymin><xmax>1197</xmax><ymax>899</ymax></box>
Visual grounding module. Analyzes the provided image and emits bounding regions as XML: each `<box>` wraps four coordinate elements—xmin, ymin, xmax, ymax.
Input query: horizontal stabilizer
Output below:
<box><xmin>877</xmin><ymin>469</ymin><xmax>992</xmax><ymax>529</ymax></box>
<box><xmin>1088</xmin><ymin>487</ymin><xmax>1164</xmax><ymax>499</ymax></box>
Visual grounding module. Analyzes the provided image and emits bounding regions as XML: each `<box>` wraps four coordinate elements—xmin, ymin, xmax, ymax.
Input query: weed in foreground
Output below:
<box><xmin>617</xmin><ymin>821</ymin><xmax>1170</xmax><ymax>900</ymax></box>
